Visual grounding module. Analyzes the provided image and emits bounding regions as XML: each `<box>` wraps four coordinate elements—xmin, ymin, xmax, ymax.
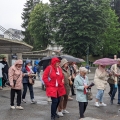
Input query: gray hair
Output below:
<box><xmin>79</xmin><ymin>67</ymin><xmax>88</xmax><ymax>73</ymax></box>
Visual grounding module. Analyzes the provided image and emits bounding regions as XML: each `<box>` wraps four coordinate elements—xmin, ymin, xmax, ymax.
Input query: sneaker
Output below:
<box><xmin>10</xmin><ymin>106</ymin><xmax>15</xmax><ymax>109</ymax></box>
<box><xmin>57</xmin><ymin>112</ymin><xmax>64</xmax><ymax>117</ymax></box>
<box><xmin>16</xmin><ymin>106</ymin><xmax>24</xmax><ymax>110</ymax></box>
<box><xmin>68</xmin><ymin>96</ymin><xmax>73</xmax><ymax>101</ymax></box>
<box><xmin>62</xmin><ymin>109</ymin><xmax>69</xmax><ymax>114</ymax></box>
<box><xmin>117</xmin><ymin>102</ymin><xmax>120</xmax><ymax>105</ymax></box>
<box><xmin>22</xmin><ymin>99</ymin><xmax>26</xmax><ymax>103</ymax></box>
<box><xmin>99</xmin><ymin>103</ymin><xmax>107</xmax><ymax>106</ymax></box>
<box><xmin>95</xmin><ymin>102</ymin><xmax>99</xmax><ymax>107</ymax></box>
<box><xmin>31</xmin><ymin>99</ymin><xmax>37</xmax><ymax>104</ymax></box>
<box><xmin>48</xmin><ymin>97</ymin><xmax>52</xmax><ymax>102</ymax></box>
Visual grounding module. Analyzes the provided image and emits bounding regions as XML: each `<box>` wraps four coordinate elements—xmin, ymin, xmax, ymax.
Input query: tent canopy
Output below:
<box><xmin>0</xmin><ymin>38</ymin><xmax>33</xmax><ymax>54</ymax></box>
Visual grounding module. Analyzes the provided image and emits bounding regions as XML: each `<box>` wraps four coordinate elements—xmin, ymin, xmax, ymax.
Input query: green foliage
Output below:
<box><xmin>28</xmin><ymin>2</ymin><xmax>51</xmax><ymax>50</ymax></box>
<box><xmin>50</xmin><ymin>0</ymin><xmax>111</xmax><ymax>57</ymax></box>
<box><xmin>21</xmin><ymin>0</ymin><xmax>35</xmax><ymax>45</ymax></box>
<box><xmin>95</xmin><ymin>8</ymin><xmax>120</xmax><ymax>57</ymax></box>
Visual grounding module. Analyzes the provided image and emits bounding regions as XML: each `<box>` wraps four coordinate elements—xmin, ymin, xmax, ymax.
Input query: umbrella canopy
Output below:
<box><xmin>39</xmin><ymin>56</ymin><xmax>61</xmax><ymax>71</ymax></box>
<box><xmin>93</xmin><ymin>58</ymin><xmax>118</xmax><ymax>66</ymax></box>
<box><xmin>34</xmin><ymin>60</ymin><xmax>40</xmax><ymax>65</ymax></box>
<box><xmin>61</xmin><ymin>55</ymin><xmax>84</xmax><ymax>63</ymax></box>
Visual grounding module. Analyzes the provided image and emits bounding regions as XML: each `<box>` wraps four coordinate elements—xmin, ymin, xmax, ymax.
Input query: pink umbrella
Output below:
<box><xmin>93</xmin><ymin>58</ymin><xmax>118</xmax><ymax>66</ymax></box>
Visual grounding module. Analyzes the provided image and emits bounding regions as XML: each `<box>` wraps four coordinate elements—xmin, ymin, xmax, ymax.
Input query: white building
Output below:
<box><xmin>4</xmin><ymin>28</ymin><xmax>24</xmax><ymax>41</ymax></box>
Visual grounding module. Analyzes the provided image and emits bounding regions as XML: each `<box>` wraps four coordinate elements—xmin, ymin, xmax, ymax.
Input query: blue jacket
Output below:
<box><xmin>74</xmin><ymin>74</ymin><xmax>89</xmax><ymax>102</ymax></box>
<box><xmin>22</xmin><ymin>67</ymin><xmax>29</xmax><ymax>83</ymax></box>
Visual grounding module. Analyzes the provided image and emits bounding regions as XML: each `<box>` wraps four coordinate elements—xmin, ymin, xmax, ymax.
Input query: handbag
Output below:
<box><xmin>86</xmin><ymin>89</ymin><xmax>93</xmax><ymax>101</ymax></box>
<box><xmin>6</xmin><ymin>73</ymin><xmax>21</xmax><ymax>87</ymax></box>
<box><xmin>29</xmin><ymin>77</ymin><xmax>35</xmax><ymax>85</ymax></box>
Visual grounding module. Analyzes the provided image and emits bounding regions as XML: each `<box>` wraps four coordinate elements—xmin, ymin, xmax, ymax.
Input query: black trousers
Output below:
<box><xmin>71</xmin><ymin>79</ymin><xmax>75</xmax><ymax>95</ymax></box>
<box><xmin>10</xmin><ymin>89</ymin><xmax>21</xmax><ymax>106</ymax></box>
<box><xmin>78</xmin><ymin>102</ymin><xmax>88</xmax><ymax>118</ymax></box>
<box><xmin>51</xmin><ymin>97</ymin><xmax>61</xmax><ymax>118</ymax></box>
<box><xmin>109</xmin><ymin>83</ymin><xmax>114</xmax><ymax>96</ymax></box>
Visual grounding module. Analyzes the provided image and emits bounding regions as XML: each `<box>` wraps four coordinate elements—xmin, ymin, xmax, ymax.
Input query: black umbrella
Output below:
<box><xmin>61</xmin><ymin>55</ymin><xmax>84</xmax><ymax>63</ymax></box>
<box><xmin>39</xmin><ymin>55</ymin><xmax>61</xmax><ymax>71</ymax></box>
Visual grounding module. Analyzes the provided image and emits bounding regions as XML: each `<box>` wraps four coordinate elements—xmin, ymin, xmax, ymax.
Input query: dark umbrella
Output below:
<box><xmin>61</xmin><ymin>55</ymin><xmax>84</xmax><ymax>63</ymax></box>
<box><xmin>39</xmin><ymin>55</ymin><xmax>61</xmax><ymax>71</ymax></box>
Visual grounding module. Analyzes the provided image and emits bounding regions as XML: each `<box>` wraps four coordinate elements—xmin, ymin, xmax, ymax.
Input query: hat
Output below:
<box><xmin>26</xmin><ymin>60</ymin><xmax>31</xmax><ymax>64</ymax></box>
<box><xmin>60</xmin><ymin>59</ymin><xmax>68</xmax><ymax>67</ymax></box>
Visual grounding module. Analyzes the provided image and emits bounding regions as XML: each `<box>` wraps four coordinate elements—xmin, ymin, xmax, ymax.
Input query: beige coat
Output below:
<box><xmin>94</xmin><ymin>68</ymin><xmax>108</xmax><ymax>90</ymax></box>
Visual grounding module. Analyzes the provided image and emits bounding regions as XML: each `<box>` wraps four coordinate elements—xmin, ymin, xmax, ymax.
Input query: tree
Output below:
<box><xmin>94</xmin><ymin>8</ymin><xmax>120</xmax><ymax>57</ymax></box>
<box><xmin>28</xmin><ymin>2</ymin><xmax>51</xmax><ymax>50</ymax></box>
<box><xmin>111</xmin><ymin>0</ymin><xmax>120</xmax><ymax>22</ymax></box>
<box><xmin>21</xmin><ymin>0</ymin><xmax>39</xmax><ymax>45</ymax></box>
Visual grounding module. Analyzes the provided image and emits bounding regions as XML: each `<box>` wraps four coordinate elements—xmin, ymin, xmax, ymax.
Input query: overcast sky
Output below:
<box><xmin>0</xmin><ymin>0</ymin><xmax>49</xmax><ymax>34</ymax></box>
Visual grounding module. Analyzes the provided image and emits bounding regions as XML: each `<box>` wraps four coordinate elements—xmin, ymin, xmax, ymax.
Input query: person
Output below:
<box><xmin>8</xmin><ymin>59</ymin><xmax>24</xmax><ymax>110</ymax></box>
<box><xmin>22</xmin><ymin>60</ymin><xmax>37</xmax><ymax>104</ymax></box>
<box><xmin>74</xmin><ymin>67</ymin><xmax>89</xmax><ymax>119</ymax></box>
<box><xmin>94</xmin><ymin>65</ymin><xmax>108</xmax><ymax>107</ymax></box>
<box><xmin>1</xmin><ymin>57</ymin><xmax>9</xmax><ymax>87</ymax></box>
<box><xmin>0</xmin><ymin>62</ymin><xmax>4</xmax><ymax>89</ymax></box>
<box><xmin>110</xmin><ymin>59</ymin><xmax>120</xmax><ymax>105</ymax></box>
<box><xmin>58</xmin><ymin>59</ymin><xmax>72</xmax><ymax>116</ymax></box>
<box><xmin>42</xmin><ymin>57</ymin><xmax>66</xmax><ymax>120</ymax></box>
<box><xmin>69</xmin><ymin>62</ymin><xmax>76</xmax><ymax>96</ymax></box>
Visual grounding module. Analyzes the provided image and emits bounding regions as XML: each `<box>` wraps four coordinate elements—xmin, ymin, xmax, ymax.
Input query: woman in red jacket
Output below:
<box><xmin>42</xmin><ymin>57</ymin><xmax>66</xmax><ymax>120</ymax></box>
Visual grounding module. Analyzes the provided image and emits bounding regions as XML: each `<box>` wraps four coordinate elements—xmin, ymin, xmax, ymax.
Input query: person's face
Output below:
<box><xmin>27</xmin><ymin>63</ymin><xmax>31</xmax><ymax>66</ymax></box>
<box><xmin>118</xmin><ymin>61</ymin><xmax>120</xmax><ymax>66</ymax></box>
<box><xmin>3</xmin><ymin>58</ymin><xmax>7</xmax><ymax>62</ymax></box>
<box><xmin>16</xmin><ymin>64</ymin><xmax>22</xmax><ymax>68</ymax></box>
<box><xmin>80</xmin><ymin>71</ymin><xmax>87</xmax><ymax>77</ymax></box>
<box><xmin>63</xmin><ymin>62</ymin><xmax>68</xmax><ymax>68</ymax></box>
<box><xmin>100</xmin><ymin>65</ymin><xmax>106</xmax><ymax>69</ymax></box>
<box><xmin>55</xmin><ymin>62</ymin><xmax>60</xmax><ymax>67</ymax></box>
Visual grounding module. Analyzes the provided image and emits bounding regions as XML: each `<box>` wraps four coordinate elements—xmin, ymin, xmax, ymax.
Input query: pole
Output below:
<box><xmin>114</xmin><ymin>55</ymin><xmax>118</xmax><ymax>88</ymax></box>
<box><xmin>86</xmin><ymin>45</ymin><xmax>89</xmax><ymax>65</ymax></box>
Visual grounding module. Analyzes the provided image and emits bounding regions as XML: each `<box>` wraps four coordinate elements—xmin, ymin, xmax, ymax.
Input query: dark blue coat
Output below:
<box><xmin>22</xmin><ymin>67</ymin><xmax>29</xmax><ymax>83</ymax></box>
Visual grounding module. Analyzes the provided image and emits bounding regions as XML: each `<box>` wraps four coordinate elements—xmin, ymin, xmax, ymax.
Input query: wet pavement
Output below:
<box><xmin>0</xmin><ymin>72</ymin><xmax>120</xmax><ymax>120</ymax></box>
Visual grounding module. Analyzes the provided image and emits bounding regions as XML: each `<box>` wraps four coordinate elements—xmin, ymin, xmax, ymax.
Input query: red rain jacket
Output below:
<box><xmin>42</xmin><ymin>58</ymin><xmax>66</xmax><ymax>98</ymax></box>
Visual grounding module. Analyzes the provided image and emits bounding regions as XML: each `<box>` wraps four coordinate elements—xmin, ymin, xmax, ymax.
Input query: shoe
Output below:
<box><xmin>55</xmin><ymin>114</ymin><xmax>59</xmax><ymax>118</ymax></box>
<box><xmin>62</xmin><ymin>109</ymin><xmax>69</xmax><ymax>114</ymax></box>
<box><xmin>51</xmin><ymin>117</ymin><xmax>55</xmax><ymax>120</ymax></box>
<box><xmin>117</xmin><ymin>102</ymin><xmax>120</xmax><ymax>105</ymax></box>
<box><xmin>10</xmin><ymin>106</ymin><xmax>15</xmax><ymax>109</ymax></box>
<box><xmin>57</xmin><ymin>112</ymin><xmax>64</xmax><ymax>117</ymax></box>
<box><xmin>22</xmin><ymin>99</ymin><xmax>26</xmax><ymax>103</ymax></box>
<box><xmin>72</xmin><ymin>93</ymin><xmax>76</xmax><ymax>96</ymax></box>
<box><xmin>16</xmin><ymin>106</ymin><xmax>24</xmax><ymax>110</ymax></box>
<box><xmin>48</xmin><ymin>97</ymin><xmax>52</xmax><ymax>102</ymax></box>
<box><xmin>68</xmin><ymin>96</ymin><xmax>73</xmax><ymax>101</ymax></box>
<box><xmin>95</xmin><ymin>102</ymin><xmax>99</xmax><ymax>107</ymax></box>
<box><xmin>99</xmin><ymin>103</ymin><xmax>107</xmax><ymax>106</ymax></box>
<box><xmin>110</xmin><ymin>100</ymin><xmax>113</xmax><ymax>105</ymax></box>
<box><xmin>31</xmin><ymin>99</ymin><xmax>37</xmax><ymax>104</ymax></box>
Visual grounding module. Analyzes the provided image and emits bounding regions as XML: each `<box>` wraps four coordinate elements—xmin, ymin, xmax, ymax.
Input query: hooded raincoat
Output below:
<box><xmin>42</xmin><ymin>58</ymin><xmax>66</xmax><ymax>98</ymax></box>
<box><xmin>8</xmin><ymin>60</ymin><xmax>23</xmax><ymax>90</ymax></box>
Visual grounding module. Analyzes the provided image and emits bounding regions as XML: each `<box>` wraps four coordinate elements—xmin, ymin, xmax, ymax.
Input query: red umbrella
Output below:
<box><xmin>93</xmin><ymin>58</ymin><xmax>118</xmax><ymax>66</ymax></box>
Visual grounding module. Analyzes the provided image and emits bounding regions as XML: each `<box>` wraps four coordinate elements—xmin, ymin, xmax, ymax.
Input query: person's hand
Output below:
<box><xmin>84</xmin><ymin>85</ymin><xmax>89</xmax><ymax>89</ymax></box>
<box><xmin>68</xmin><ymin>76</ymin><xmax>71</xmax><ymax>80</ymax></box>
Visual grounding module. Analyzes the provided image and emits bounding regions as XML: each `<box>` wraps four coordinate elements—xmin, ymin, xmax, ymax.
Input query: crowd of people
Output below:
<box><xmin>1</xmin><ymin>57</ymin><xmax>120</xmax><ymax>120</ymax></box>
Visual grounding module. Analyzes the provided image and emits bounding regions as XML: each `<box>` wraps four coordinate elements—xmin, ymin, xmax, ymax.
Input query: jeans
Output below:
<box><xmin>111</xmin><ymin>85</ymin><xmax>117</xmax><ymax>101</ymax></box>
<box><xmin>118</xmin><ymin>85</ymin><xmax>120</xmax><ymax>103</ymax></box>
<box><xmin>78</xmin><ymin>102</ymin><xmax>88</xmax><ymax>118</ymax></box>
<box><xmin>51</xmin><ymin>97</ymin><xmax>61</xmax><ymax>118</ymax></box>
<box><xmin>10</xmin><ymin>89</ymin><xmax>21</xmax><ymax>106</ymax></box>
<box><xmin>96</xmin><ymin>89</ymin><xmax>104</xmax><ymax>103</ymax></box>
<box><xmin>22</xmin><ymin>83</ymin><xmax>34</xmax><ymax>100</ymax></box>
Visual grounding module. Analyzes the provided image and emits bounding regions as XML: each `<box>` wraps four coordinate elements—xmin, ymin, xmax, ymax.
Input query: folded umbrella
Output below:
<box><xmin>93</xmin><ymin>58</ymin><xmax>118</xmax><ymax>66</ymax></box>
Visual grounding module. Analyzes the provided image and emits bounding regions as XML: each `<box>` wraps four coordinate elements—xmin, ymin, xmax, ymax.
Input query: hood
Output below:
<box><xmin>51</xmin><ymin>57</ymin><xmax>60</xmax><ymax>67</ymax></box>
<box><xmin>60</xmin><ymin>59</ymin><xmax>68</xmax><ymax>68</ymax></box>
<box><xmin>26</xmin><ymin>60</ymin><xmax>31</xmax><ymax>64</ymax></box>
<box><xmin>14</xmin><ymin>59</ymin><xmax>23</xmax><ymax>66</ymax></box>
